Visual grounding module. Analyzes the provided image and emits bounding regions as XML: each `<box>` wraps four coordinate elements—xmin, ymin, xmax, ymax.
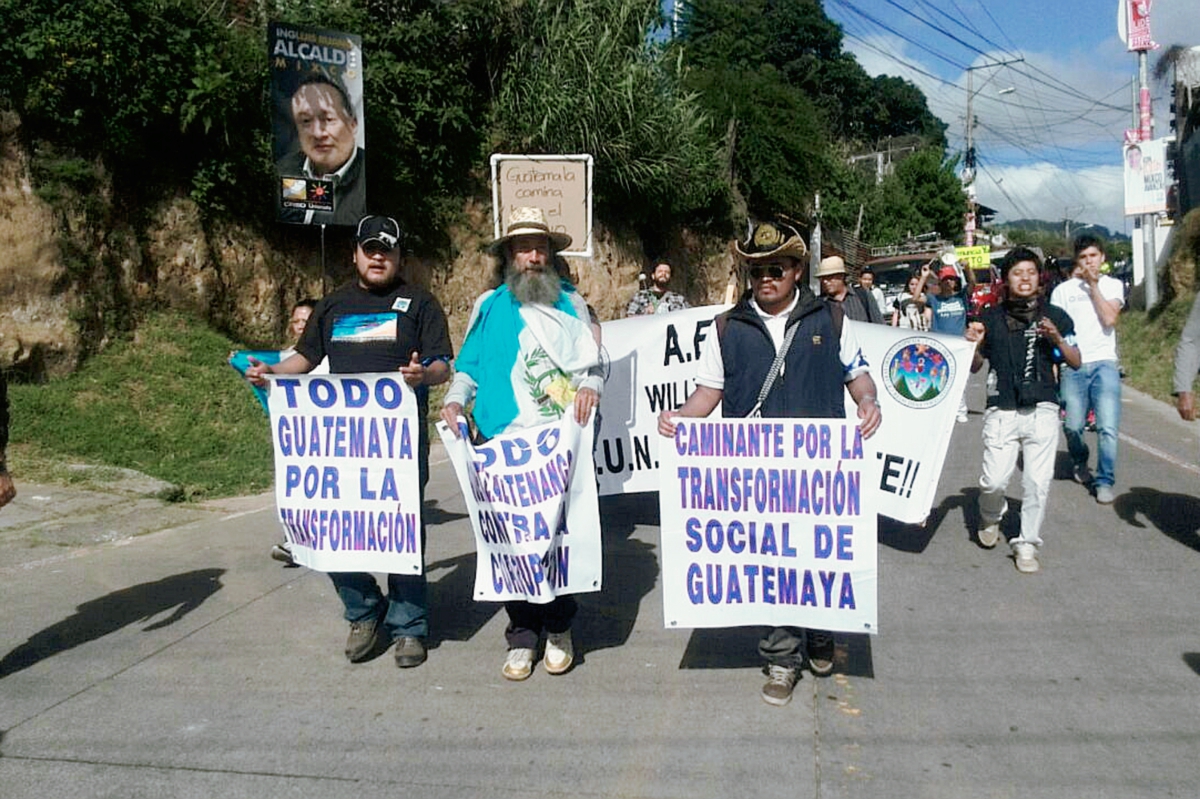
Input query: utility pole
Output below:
<box><xmin>963</xmin><ymin>58</ymin><xmax>1024</xmax><ymax>246</ymax></box>
<box><xmin>1138</xmin><ymin>48</ymin><xmax>1159</xmax><ymax>308</ymax></box>
<box><xmin>1119</xmin><ymin>0</ymin><xmax>1160</xmax><ymax>308</ymax></box>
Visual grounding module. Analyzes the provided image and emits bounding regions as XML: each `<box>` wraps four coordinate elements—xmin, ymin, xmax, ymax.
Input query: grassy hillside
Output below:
<box><xmin>7</xmin><ymin>312</ymin><xmax>274</xmax><ymax>499</ymax></box>
<box><xmin>1118</xmin><ymin>296</ymin><xmax>1197</xmax><ymax>403</ymax></box>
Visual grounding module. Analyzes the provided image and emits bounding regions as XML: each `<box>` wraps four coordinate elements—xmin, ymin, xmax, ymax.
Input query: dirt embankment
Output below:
<box><xmin>1</xmin><ymin>126</ymin><xmax>740</xmax><ymax>377</ymax></box>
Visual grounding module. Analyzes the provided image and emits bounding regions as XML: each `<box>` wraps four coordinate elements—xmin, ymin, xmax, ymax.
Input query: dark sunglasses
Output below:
<box><xmin>749</xmin><ymin>265</ymin><xmax>787</xmax><ymax>280</ymax></box>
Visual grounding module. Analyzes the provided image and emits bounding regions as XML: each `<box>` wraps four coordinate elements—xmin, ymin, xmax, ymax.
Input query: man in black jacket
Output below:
<box><xmin>657</xmin><ymin>221</ymin><xmax>881</xmax><ymax>707</ymax></box>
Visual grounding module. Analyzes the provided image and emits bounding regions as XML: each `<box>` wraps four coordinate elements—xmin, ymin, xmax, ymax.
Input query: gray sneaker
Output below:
<box><xmin>806</xmin><ymin>630</ymin><xmax>836</xmax><ymax>677</ymax></box>
<box><xmin>1095</xmin><ymin>484</ymin><xmax>1115</xmax><ymax>504</ymax></box>
<box><xmin>344</xmin><ymin>614</ymin><xmax>383</xmax><ymax>662</ymax></box>
<box><xmin>761</xmin><ymin>664</ymin><xmax>799</xmax><ymax>706</ymax></box>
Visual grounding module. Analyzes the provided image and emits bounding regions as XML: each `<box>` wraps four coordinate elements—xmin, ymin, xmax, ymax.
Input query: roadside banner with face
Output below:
<box><xmin>269</xmin><ymin>23</ymin><xmax>365</xmax><ymax>226</ymax></box>
<box><xmin>438</xmin><ymin>416</ymin><xmax>602</xmax><ymax>603</ymax></box>
<box><xmin>269</xmin><ymin>373</ymin><xmax>424</xmax><ymax>574</ymax></box>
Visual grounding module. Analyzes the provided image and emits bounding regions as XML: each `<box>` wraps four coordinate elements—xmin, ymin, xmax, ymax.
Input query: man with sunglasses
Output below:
<box><xmin>657</xmin><ymin>221</ymin><xmax>881</xmax><ymax>707</ymax></box>
<box><xmin>246</xmin><ymin>215</ymin><xmax>453</xmax><ymax>669</ymax></box>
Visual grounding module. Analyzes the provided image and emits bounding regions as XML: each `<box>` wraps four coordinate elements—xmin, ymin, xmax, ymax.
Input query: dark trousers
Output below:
<box><xmin>758</xmin><ymin>625</ymin><xmax>836</xmax><ymax>669</ymax></box>
<box><xmin>504</xmin><ymin>596</ymin><xmax>577</xmax><ymax>650</ymax></box>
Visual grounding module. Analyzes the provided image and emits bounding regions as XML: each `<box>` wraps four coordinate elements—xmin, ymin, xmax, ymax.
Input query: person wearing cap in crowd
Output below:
<box><xmin>246</xmin><ymin>215</ymin><xmax>453</xmax><ymax>668</ymax></box>
<box><xmin>965</xmin><ymin>248</ymin><xmax>1079</xmax><ymax>574</ymax></box>
<box><xmin>815</xmin><ymin>255</ymin><xmax>883</xmax><ymax>324</ymax></box>
<box><xmin>625</xmin><ymin>259</ymin><xmax>690</xmax><ymax>317</ymax></box>
<box><xmin>656</xmin><ymin>220</ymin><xmax>882</xmax><ymax>707</ymax></box>
<box><xmin>441</xmin><ymin>206</ymin><xmax>604</xmax><ymax>682</ymax></box>
<box><xmin>927</xmin><ymin>251</ymin><xmax>976</xmax><ymax>423</ymax></box>
<box><xmin>858</xmin><ymin>266</ymin><xmax>886</xmax><ymax>319</ymax></box>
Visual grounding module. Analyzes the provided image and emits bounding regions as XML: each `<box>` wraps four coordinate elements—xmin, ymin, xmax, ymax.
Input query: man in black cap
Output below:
<box><xmin>247</xmin><ymin>215</ymin><xmax>453</xmax><ymax>668</ymax></box>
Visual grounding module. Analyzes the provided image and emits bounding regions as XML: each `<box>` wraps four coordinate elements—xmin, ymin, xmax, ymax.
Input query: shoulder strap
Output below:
<box><xmin>746</xmin><ymin>323</ymin><xmax>800</xmax><ymax>418</ymax></box>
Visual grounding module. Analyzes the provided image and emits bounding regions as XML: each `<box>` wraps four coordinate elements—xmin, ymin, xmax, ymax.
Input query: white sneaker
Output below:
<box><xmin>1013</xmin><ymin>543</ymin><xmax>1039</xmax><ymax>574</ymax></box>
<box><xmin>977</xmin><ymin>521</ymin><xmax>1000</xmax><ymax>549</ymax></box>
<box><xmin>502</xmin><ymin>648</ymin><xmax>535</xmax><ymax>681</ymax></box>
<box><xmin>956</xmin><ymin>410</ymin><xmax>969</xmax><ymax>423</ymax></box>
<box><xmin>544</xmin><ymin>631</ymin><xmax>574</xmax><ymax>675</ymax></box>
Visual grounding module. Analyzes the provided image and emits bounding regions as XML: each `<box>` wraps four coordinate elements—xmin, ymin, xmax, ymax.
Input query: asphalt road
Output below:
<box><xmin>0</xmin><ymin>379</ymin><xmax>1198</xmax><ymax>798</ymax></box>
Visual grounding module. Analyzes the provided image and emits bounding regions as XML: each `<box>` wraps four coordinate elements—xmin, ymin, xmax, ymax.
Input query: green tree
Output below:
<box><xmin>862</xmin><ymin>148</ymin><xmax>966</xmax><ymax>245</ymax></box>
<box><xmin>489</xmin><ymin>0</ymin><xmax>723</xmax><ymax>227</ymax></box>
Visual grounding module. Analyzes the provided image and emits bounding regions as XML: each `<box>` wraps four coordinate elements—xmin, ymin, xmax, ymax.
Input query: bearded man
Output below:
<box><xmin>442</xmin><ymin>206</ymin><xmax>603</xmax><ymax>681</ymax></box>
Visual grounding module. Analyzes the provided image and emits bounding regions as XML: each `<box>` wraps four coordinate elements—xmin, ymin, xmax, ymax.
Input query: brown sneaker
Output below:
<box><xmin>761</xmin><ymin>665</ymin><xmax>799</xmax><ymax>706</ymax></box>
<box><xmin>393</xmin><ymin>636</ymin><xmax>427</xmax><ymax>668</ymax></box>
<box><xmin>344</xmin><ymin>615</ymin><xmax>383</xmax><ymax>662</ymax></box>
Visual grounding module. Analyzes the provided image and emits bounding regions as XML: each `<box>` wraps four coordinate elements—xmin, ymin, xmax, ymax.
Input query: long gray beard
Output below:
<box><xmin>508</xmin><ymin>269</ymin><xmax>562</xmax><ymax>306</ymax></box>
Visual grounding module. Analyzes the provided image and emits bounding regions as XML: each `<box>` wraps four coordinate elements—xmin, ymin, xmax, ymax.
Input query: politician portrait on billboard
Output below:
<box><xmin>269</xmin><ymin>22</ymin><xmax>365</xmax><ymax>227</ymax></box>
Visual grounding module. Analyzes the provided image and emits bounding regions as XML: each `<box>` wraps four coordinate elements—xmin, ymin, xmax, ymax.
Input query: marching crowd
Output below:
<box><xmin>0</xmin><ymin>205</ymin><xmax>1170</xmax><ymax>709</ymax></box>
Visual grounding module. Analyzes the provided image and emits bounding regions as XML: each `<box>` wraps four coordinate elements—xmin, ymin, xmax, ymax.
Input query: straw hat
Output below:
<box><xmin>734</xmin><ymin>221</ymin><xmax>808</xmax><ymax>261</ymax></box>
<box><xmin>815</xmin><ymin>255</ymin><xmax>847</xmax><ymax>278</ymax></box>
<box><xmin>488</xmin><ymin>206</ymin><xmax>572</xmax><ymax>255</ymax></box>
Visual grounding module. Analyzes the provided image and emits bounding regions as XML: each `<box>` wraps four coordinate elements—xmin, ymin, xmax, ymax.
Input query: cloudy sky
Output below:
<box><xmin>821</xmin><ymin>0</ymin><xmax>1200</xmax><ymax>235</ymax></box>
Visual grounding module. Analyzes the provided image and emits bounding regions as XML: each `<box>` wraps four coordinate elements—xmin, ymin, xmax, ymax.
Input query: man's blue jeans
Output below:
<box><xmin>330</xmin><ymin>569</ymin><xmax>427</xmax><ymax>639</ymax></box>
<box><xmin>1060</xmin><ymin>360</ymin><xmax>1121</xmax><ymax>488</ymax></box>
<box><xmin>330</xmin><ymin>445</ymin><xmax>429</xmax><ymax>640</ymax></box>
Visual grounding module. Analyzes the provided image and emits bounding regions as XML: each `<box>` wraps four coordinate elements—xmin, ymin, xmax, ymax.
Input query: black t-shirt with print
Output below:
<box><xmin>295</xmin><ymin>279</ymin><xmax>453</xmax><ymax>420</ymax></box>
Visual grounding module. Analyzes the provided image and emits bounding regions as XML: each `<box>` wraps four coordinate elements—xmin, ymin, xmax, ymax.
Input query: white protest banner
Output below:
<box><xmin>849</xmin><ymin>321</ymin><xmax>976</xmax><ymax>524</ymax></box>
<box><xmin>660</xmin><ymin>418</ymin><xmax>877</xmax><ymax>633</ymax></box>
<box><xmin>595</xmin><ymin>305</ymin><xmax>727</xmax><ymax>495</ymax></box>
<box><xmin>438</xmin><ymin>416</ymin><xmax>601</xmax><ymax>603</ymax></box>
<box><xmin>269</xmin><ymin>374</ymin><xmax>423</xmax><ymax>574</ymax></box>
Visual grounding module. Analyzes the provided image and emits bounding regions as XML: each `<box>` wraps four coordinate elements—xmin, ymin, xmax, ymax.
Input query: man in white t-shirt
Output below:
<box><xmin>1049</xmin><ymin>234</ymin><xmax>1124</xmax><ymax>504</ymax></box>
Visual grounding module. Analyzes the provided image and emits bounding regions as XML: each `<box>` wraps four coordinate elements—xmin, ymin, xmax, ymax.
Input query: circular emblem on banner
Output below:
<box><xmin>881</xmin><ymin>337</ymin><xmax>957</xmax><ymax>409</ymax></box>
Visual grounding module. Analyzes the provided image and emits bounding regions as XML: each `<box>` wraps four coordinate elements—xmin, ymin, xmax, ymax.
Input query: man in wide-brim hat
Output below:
<box><xmin>657</xmin><ymin>219</ymin><xmax>883</xmax><ymax>708</ymax></box>
<box><xmin>443</xmin><ymin>206</ymin><xmax>603</xmax><ymax>682</ymax></box>
<box><xmin>815</xmin><ymin>255</ymin><xmax>883</xmax><ymax>324</ymax></box>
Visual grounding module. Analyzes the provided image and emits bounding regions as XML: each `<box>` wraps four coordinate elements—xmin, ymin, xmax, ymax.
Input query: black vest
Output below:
<box><xmin>719</xmin><ymin>291</ymin><xmax>845</xmax><ymax>419</ymax></box>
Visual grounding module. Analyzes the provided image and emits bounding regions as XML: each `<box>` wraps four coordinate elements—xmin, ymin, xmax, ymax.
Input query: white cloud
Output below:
<box><xmin>973</xmin><ymin>162</ymin><xmax>1129</xmax><ymax>235</ymax></box>
<box><xmin>842</xmin><ymin>31</ymin><xmax>1139</xmax><ymax>234</ymax></box>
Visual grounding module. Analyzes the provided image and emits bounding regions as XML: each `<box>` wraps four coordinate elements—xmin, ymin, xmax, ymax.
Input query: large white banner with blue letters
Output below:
<box><xmin>660</xmin><ymin>417</ymin><xmax>878</xmax><ymax>632</ymax></box>
<box><xmin>439</xmin><ymin>416</ymin><xmax>602</xmax><ymax>603</ymax></box>
<box><xmin>269</xmin><ymin>374</ymin><xmax>423</xmax><ymax>574</ymax></box>
<box><xmin>598</xmin><ymin>311</ymin><xmax>974</xmax><ymax>524</ymax></box>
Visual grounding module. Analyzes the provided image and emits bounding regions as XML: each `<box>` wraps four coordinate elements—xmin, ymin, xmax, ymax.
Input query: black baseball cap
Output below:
<box><xmin>356</xmin><ymin>216</ymin><xmax>401</xmax><ymax>250</ymax></box>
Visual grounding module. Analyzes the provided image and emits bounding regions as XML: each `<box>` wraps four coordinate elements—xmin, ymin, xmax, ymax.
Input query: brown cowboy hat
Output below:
<box><xmin>734</xmin><ymin>220</ymin><xmax>808</xmax><ymax>261</ymax></box>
